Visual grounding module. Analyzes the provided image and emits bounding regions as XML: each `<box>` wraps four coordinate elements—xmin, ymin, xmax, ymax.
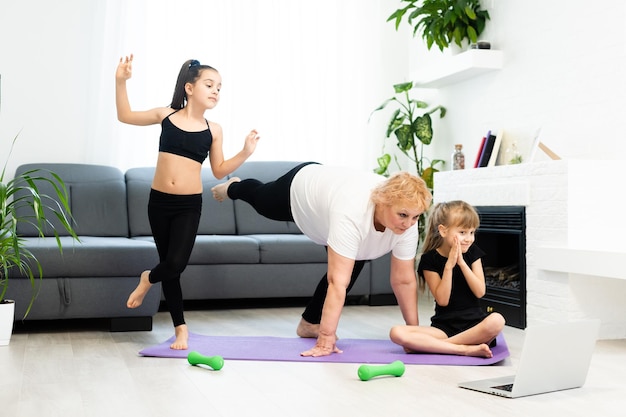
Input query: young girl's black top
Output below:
<box><xmin>418</xmin><ymin>244</ymin><xmax>488</xmax><ymax>336</ymax></box>
<box><xmin>159</xmin><ymin>113</ymin><xmax>213</xmax><ymax>163</ymax></box>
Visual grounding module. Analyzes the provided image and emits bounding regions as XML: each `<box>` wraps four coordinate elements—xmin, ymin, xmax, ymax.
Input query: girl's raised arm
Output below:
<box><xmin>115</xmin><ymin>55</ymin><xmax>169</xmax><ymax>126</ymax></box>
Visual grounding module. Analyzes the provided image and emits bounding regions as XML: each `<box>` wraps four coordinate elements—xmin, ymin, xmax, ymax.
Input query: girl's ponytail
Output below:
<box><xmin>169</xmin><ymin>59</ymin><xmax>217</xmax><ymax>109</ymax></box>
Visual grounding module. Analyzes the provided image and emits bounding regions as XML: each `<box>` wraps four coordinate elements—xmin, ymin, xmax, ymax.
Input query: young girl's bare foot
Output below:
<box><xmin>464</xmin><ymin>343</ymin><xmax>493</xmax><ymax>358</ymax></box>
<box><xmin>211</xmin><ymin>177</ymin><xmax>240</xmax><ymax>202</ymax></box>
<box><xmin>170</xmin><ymin>324</ymin><xmax>189</xmax><ymax>350</ymax></box>
<box><xmin>127</xmin><ymin>270</ymin><xmax>152</xmax><ymax>308</ymax></box>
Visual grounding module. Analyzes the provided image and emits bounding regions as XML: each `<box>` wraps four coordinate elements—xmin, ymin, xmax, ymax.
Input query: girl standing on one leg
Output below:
<box><xmin>389</xmin><ymin>200</ymin><xmax>505</xmax><ymax>358</ymax></box>
<box><xmin>115</xmin><ymin>55</ymin><xmax>259</xmax><ymax>350</ymax></box>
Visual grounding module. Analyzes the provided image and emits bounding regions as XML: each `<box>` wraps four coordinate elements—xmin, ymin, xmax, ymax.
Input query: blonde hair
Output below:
<box><xmin>370</xmin><ymin>171</ymin><xmax>432</xmax><ymax>212</ymax></box>
<box><xmin>422</xmin><ymin>200</ymin><xmax>479</xmax><ymax>254</ymax></box>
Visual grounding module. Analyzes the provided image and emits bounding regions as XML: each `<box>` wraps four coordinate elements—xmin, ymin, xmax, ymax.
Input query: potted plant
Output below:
<box><xmin>371</xmin><ymin>81</ymin><xmax>446</xmax><ymax>187</ymax></box>
<box><xmin>387</xmin><ymin>0</ymin><xmax>490</xmax><ymax>52</ymax></box>
<box><xmin>0</xmin><ymin>132</ymin><xmax>78</xmax><ymax>344</ymax></box>
<box><xmin>370</xmin><ymin>81</ymin><xmax>446</xmax><ymax>242</ymax></box>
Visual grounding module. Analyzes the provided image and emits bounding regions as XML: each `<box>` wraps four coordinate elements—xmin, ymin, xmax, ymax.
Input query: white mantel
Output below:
<box><xmin>434</xmin><ymin>160</ymin><xmax>626</xmax><ymax>340</ymax></box>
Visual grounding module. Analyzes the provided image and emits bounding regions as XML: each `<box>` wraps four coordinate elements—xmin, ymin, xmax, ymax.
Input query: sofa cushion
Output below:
<box><xmin>14</xmin><ymin>236</ymin><xmax>159</xmax><ymax>278</ymax></box>
<box><xmin>132</xmin><ymin>235</ymin><xmax>261</xmax><ymax>264</ymax></box>
<box><xmin>250</xmin><ymin>234</ymin><xmax>328</xmax><ymax>264</ymax></box>
<box><xmin>125</xmin><ymin>167</ymin><xmax>238</xmax><ymax>236</ymax></box>
<box><xmin>198</xmin><ymin>171</ymin><xmax>237</xmax><ymax>235</ymax></box>
<box><xmin>125</xmin><ymin>167</ymin><xmax>153</xmax><ymax>237</ymax></box>
<box><xmin>229</xmin><ymin>161</ymin><xmax>306</xmax><ymax>235</ymax></box>
<box><xmin>15</xmin><ymin>163</ymin><xmax>129</xmax><ymax>237</ymax></box>
<box><xmin>5</xmin><ymin>275</ymin><xmax>162</xmax><ymax>321</ymax></box>
<box><xmin>190</xmin><ymin>235</ymin><xmax>260</xmax><ymax>264</ymax></box>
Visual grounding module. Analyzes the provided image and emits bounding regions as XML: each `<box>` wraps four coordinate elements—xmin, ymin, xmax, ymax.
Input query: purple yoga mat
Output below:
<box><xmin>139</xmin><ymin>332</ymin><xmax>509</xmax><ymax>365</ymax></box>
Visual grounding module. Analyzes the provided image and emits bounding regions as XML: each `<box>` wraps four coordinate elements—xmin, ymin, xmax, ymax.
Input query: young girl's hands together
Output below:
<box><xmin>445</xmin><ymin>236</ymin><xmax>460</xmax><ymax>269</ymax></box>
<box><xmin>454</xmin><ymin>236</ymin><xmax>466</xmax><ymax>266</ymax></box>
<box><xmin>446</xmin><ymin>236</ymin><xmax>468</xmax><ymax>269</ymax></box>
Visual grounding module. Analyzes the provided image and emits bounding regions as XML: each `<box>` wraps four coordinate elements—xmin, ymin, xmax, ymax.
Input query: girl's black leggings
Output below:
<box><xmin>227</xmin><ymin>162</ymin><xmax>364</xmax><ymax>325</ymax></box>
<box><xmin>147</xmin><ymin>189</ymin><xmax>202</xmax><ymax>327</ymax></box>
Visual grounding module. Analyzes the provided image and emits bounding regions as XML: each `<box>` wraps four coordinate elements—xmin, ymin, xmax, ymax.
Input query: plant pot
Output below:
<box><xmin>0</xmin><ymin>300</ymin><xmax>16</xmax><ymax>346</ymax></box>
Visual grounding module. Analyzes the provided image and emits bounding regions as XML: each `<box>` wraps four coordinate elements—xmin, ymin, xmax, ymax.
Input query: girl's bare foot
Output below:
<box><xmin>127</xmin><ymin>270</ymin><xmax>152</xmax><ymax>308</ymax></box>
<box><xmin>170</xmin><ymin>324</ymin><xmax>189</xmax><ymax>350</ymax></box>
<box><xmin>464</xmin><ymin>343</ymin><xmax>493</xmax><ymax>358</ymax></box>
<box><xmin>211</xmin><ymin>177</ymin><xmax>240</xmax><ymax>202</ymax></box>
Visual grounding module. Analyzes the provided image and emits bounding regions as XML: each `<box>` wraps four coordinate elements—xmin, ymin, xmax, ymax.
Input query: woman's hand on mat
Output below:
<box><xmin>300</xmin><ymin>333</ymin><xmax>342</xmax><ymax>357</ymax></box>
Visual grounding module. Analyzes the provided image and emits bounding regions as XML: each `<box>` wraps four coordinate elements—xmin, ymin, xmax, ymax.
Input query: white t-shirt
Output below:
<box><xmin>290</xmin><ymin>164</ymin><xmax>418</xmax><ymax>261</ymax></box>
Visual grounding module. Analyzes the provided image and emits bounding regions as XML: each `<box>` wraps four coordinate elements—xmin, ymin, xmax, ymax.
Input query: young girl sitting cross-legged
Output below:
<box><xmin>389</xmin><ymin>200</ymin><xmax>505</xmax><ymax>358</ymax></box>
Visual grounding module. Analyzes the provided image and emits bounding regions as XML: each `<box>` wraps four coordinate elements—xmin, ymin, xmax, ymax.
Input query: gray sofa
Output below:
<box><xmin>7</xmin><ymin>161</ymin><xmax>394</xmax><ymax>331</ymax></box>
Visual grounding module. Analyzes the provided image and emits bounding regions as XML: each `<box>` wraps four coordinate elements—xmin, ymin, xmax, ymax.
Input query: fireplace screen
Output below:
<box><xmin>475</xmin><ymin>206</ymin><xmax>526</xmax><ymax>329</ymax></box>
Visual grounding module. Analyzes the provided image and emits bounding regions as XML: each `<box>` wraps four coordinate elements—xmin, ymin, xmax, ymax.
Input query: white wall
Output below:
<box><xmin>409</xmin><ymin>0</ymin><xmax>626</xmax><ymax>170</ymax></box>
<box><xmin>2</xmin><ymin>0</ymin><xmax>625</xmax><ymax>179</ymax></box>
<box><xmin>0</xmin><ymin>0</ymin><xmax>409</xmax><ymax>178</ymax></box>
<box><xmin>0</xmin><ymin>0</ymin><xmax>95</xmax><ymax>174</ymax></box>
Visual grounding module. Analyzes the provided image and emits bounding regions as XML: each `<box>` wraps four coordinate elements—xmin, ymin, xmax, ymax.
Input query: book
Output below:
<box><xmin>478</xmin><ymin>134</ymin><xmax>496</xmax><ymax>167</ymax></box>
<box><xmin>475</xmin><ymin>130</ymin><xmax>490</xmax><ymax>168</ymax></box>
<box><xmin>487</xmin><ymin>129</ymin><xmax>505</xmax><ymax>167</ymax></box>
<box><xmin>474</xmin><ymin>136</ymin><xmax>487</xmax><ymax>168</ymax></box>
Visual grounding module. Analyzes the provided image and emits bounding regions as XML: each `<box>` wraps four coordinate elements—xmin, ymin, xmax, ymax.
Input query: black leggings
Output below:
<box><xmin>227</xmin><ymin>162</ymin><xmax>365</xmax><ymax>324</ymax></box>
<box><xmin>301</xmin><ymin>257</ymin><xmax>366</xmax><ymax>324</ymax></box>
<box><xmin>226</xmin><ymin>162</ymin><xmax>314</xmax><ymax>221</ymax></box>
<box><xmin>148</xmin><ymin>189</ymin><xmax>202</xmax><ymax>327</ymax></box>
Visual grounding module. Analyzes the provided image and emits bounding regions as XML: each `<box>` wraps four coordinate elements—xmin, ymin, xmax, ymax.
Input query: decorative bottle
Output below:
<box><xmin>452</xmin><ymin>144</ymin><xmax>465</xmax><ymax>170</ymax></box>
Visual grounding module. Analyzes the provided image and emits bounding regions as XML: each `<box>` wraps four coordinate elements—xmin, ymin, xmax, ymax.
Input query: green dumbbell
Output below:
<box><xmin>357</xmin><ymin>360</ymin><xmax>405</xmax><ymax>381</ymax></box>
<box><xmin>187</xmin><ymin>351</ymin><xmax>224</xmax><ymax>371</ymax></box>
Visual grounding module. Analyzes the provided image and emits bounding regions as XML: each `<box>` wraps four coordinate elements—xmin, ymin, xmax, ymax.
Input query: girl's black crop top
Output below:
<box><xmin>159</xmin><ymin>114</ymin><xmax>213</xmax><ymax>163</ymax></box>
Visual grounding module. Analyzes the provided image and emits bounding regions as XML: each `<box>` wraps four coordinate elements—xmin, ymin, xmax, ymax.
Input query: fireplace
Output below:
<box><xmin>474</xmin><ymin>206</ymin><xmax>526</xmax><ymax>329</ymax></box>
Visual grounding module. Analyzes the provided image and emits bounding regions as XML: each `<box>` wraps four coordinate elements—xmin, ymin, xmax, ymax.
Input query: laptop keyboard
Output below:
<box><xmin>491</xmin><ymin>383</ymin><xmax>514</xmax><ymax>392</ymax></box>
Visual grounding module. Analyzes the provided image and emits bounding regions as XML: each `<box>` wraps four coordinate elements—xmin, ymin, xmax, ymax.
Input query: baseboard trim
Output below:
<box><xmin>109</xmin><ymin>316</ymin><xmax>153</xmax><ymax>332</ymax></box>
<box><xmin>368</xmin><ymin>294</ymin><xmax>398</xmax><ymax>306</ymax></box>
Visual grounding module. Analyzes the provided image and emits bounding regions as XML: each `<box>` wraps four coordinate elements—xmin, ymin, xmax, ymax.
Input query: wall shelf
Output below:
<box><xmin>414</xmin><ymin>49</ymin><xmax>503</xmax><ymax>88</ymax></box>
<box><xmin>535</xmin><ymin>246</ymin><xmax>626</xmax><ymax>281</ymax></box>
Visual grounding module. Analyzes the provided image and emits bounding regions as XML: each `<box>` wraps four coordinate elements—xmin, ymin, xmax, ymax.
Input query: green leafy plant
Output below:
<box><xmin>388</xmin><ymin>0</ymin><xmax>490</xmax><ymax>51</ymax></box>
<box><xmin>370</xmin><ymin>81</ymin><xmax>446</xmax><ymax>244</ymax></box>
<box><xmin>0</xmin><ymin>132</ymin><xmax>79</xmax><ymax>317</ymax></box>
<box><xmin>371</xmin><ymin>81</ymin><xmax>446</xmax><ymax>190</ymax></box>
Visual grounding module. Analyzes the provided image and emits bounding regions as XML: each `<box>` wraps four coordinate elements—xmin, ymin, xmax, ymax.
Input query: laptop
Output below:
<box><xmin>458</xmin><ymin>319</ymin><xmax>600</xmax><ymax>398</ymax></box>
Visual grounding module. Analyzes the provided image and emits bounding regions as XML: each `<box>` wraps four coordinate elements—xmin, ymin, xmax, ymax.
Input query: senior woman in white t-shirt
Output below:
<box><xmin>211</xmin><ymin>162</ymin><xmax>432</xmax><ymax>357</ymax></box>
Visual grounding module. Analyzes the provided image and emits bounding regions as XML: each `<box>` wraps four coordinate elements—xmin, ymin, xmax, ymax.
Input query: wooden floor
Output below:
<box><xmin>3</xmin><ymin>295</ymin><xmax>626</xmax><ymax>417</ymax></box>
